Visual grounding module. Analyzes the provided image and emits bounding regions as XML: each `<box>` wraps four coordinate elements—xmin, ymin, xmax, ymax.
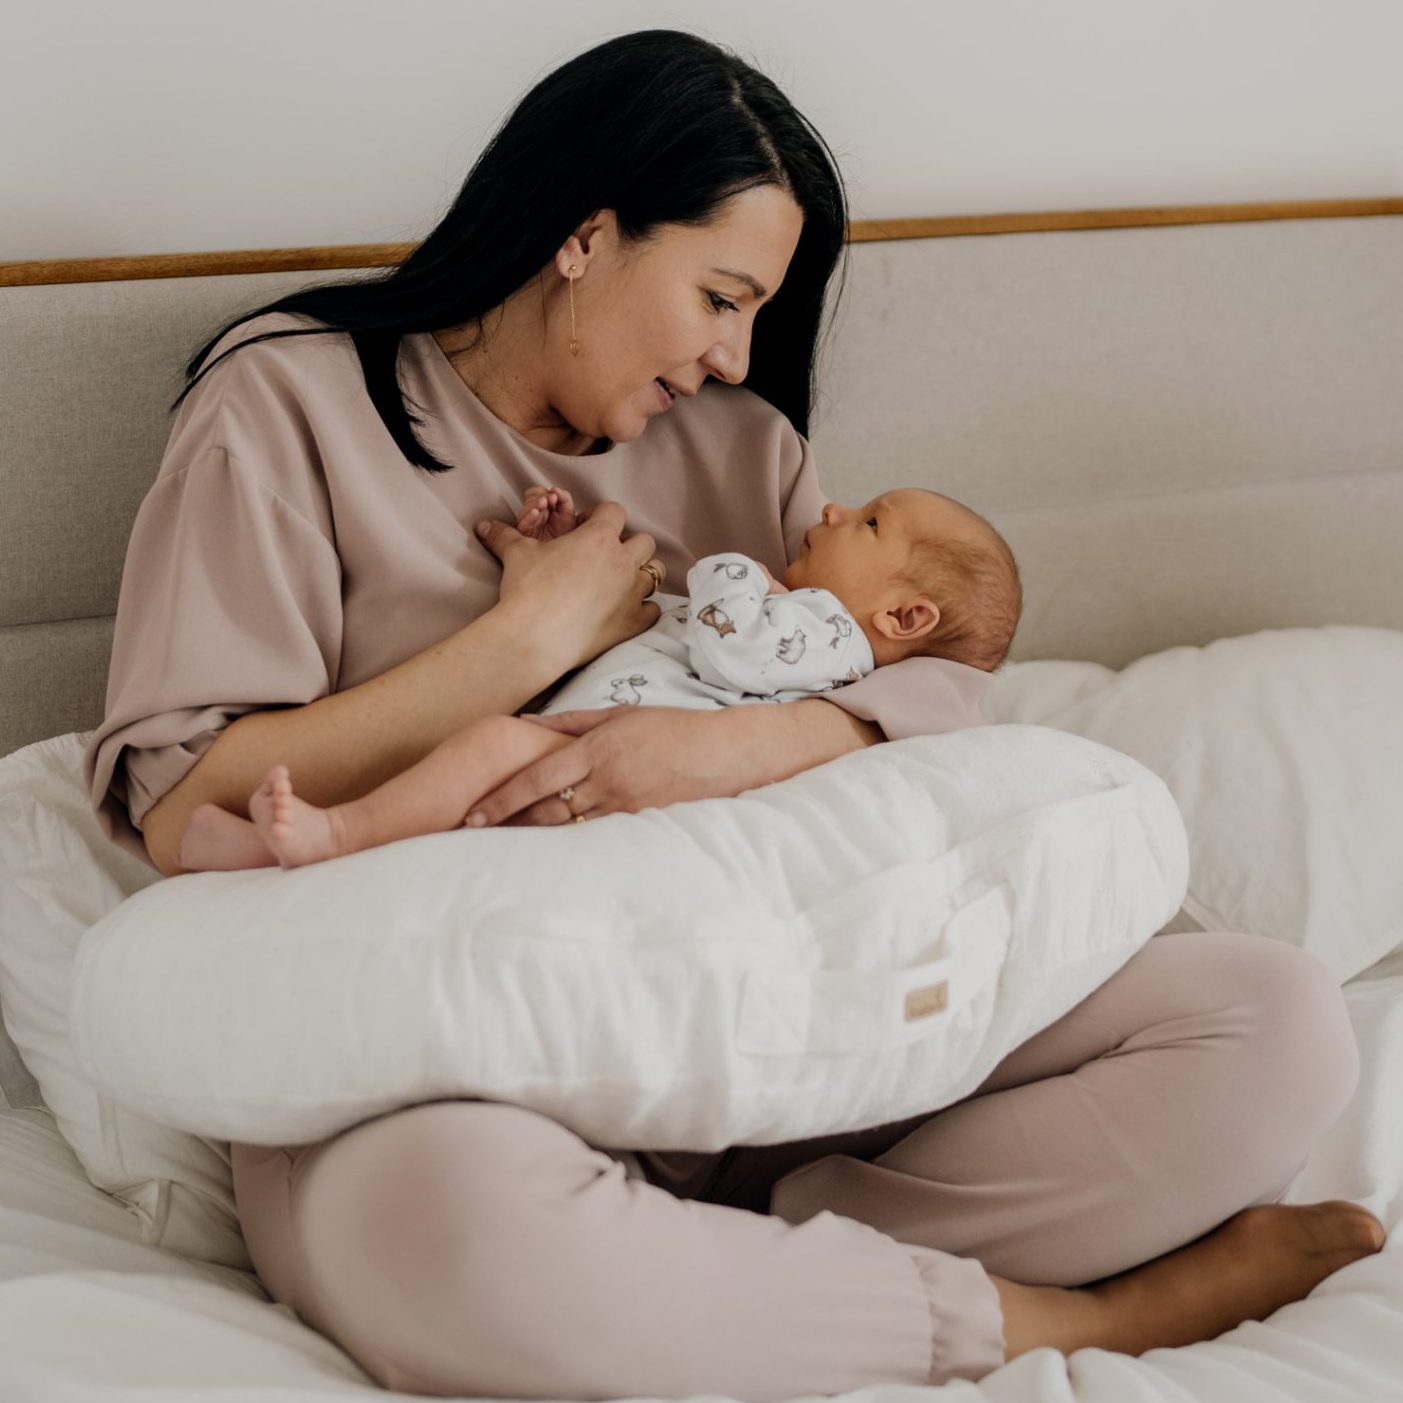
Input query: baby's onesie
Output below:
<box><xmin>541</xmin><ymin>552</ymin><xmax>876</xmax><ymax>716</ymax></box>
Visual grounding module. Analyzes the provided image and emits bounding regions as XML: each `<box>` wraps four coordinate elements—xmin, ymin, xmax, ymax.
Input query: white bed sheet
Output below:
<box><xmin>1</xmin><ymin>945</ymin><xmax>1400</xmax><ymax>1403</ymax></box>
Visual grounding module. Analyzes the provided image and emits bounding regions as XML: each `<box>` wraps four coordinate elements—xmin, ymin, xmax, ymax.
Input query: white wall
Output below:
<box><xmin>3</xmin><ymin>0</ymin><xmax>1400</xmax><ymax>262</ymax></box>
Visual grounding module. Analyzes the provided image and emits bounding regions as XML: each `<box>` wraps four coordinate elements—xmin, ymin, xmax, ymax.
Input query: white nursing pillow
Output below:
<box><xmin>69</xmin><ymin>724</ymin><xmax>1188</xmax><ymax>1152</ymax></box>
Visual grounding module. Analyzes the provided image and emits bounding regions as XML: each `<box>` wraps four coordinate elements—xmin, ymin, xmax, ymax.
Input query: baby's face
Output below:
<box><xmin>783</xmin><ymin>487</ymin><xmax>964</xmax><ymax>619</ymax></box>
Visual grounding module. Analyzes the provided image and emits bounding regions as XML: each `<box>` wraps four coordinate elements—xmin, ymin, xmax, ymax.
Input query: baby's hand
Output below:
<box><xmin>516</xmin><ymin>485</ymin><xmax>580</xmax><ymax>541</ymax></box>
<box><xmin>757</xmin><ymin>560</ymin><xmax>790</xmax><ymax>594</ymax></box>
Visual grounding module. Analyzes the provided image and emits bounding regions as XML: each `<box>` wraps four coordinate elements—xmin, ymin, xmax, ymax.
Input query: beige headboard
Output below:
<box><xmin>2</xmin><ymin>199</ymin><xmax>1401</xmax><ymax>762</ymax></box>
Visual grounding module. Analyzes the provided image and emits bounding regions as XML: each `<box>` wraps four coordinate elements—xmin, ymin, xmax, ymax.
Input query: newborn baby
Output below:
<box><xmin>177</xmin><ymin>483</ymin><xmax>1021</xmax><ymax>872</ymax></box>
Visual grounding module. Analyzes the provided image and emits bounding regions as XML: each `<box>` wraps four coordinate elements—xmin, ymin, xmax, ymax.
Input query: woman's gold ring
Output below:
<box><xmin>640</xmin><ymin>561</ymin><xmax>663</xmax><ymax>592</ymax></box>
<box><xmin>558</xmin><ymin>785</ymin><xmax>587</xmax><ymax>823</ymax></box>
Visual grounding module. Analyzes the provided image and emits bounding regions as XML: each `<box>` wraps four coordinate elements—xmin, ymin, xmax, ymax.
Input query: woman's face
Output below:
<box><xmin>550</xmin><ymin>185</ymin><xmax>805</xmax><ymax>446</ymax></box>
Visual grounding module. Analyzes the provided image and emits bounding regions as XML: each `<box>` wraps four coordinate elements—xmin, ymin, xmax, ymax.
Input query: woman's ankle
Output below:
<box><xmin>991</xmin><ymin>1201</ymin><xmax>1387</xmax><ymax>1364</ymax></box>
<box><xmin>990</xmin><ymin>1275</ymin><xmax>1108</xmax><ymax>1360</ymax></box>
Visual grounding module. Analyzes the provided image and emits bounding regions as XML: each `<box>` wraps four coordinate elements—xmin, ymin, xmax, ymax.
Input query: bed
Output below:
<box><xmin>2</xmin><ymin>197</ymin><xmax>1402</xmax><ymax>1400</ymax></box>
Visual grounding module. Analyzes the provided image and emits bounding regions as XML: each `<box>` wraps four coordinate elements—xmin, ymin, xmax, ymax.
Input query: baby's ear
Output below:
<box><xmin>875</xmin><ymin>598</ymin><xmax>940</xmax><ymax>641</ymax></box>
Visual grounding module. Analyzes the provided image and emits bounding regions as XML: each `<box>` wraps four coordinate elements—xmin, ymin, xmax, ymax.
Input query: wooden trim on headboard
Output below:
<box><xmin>850</xmin><ymin>196</ymin><xmax>1403</xmax><ymax>241</ymax></box>
<box><xmin>4</xmin><ymin>196</ymin><xmax>1401</xmax><ymax>288</ymax></box>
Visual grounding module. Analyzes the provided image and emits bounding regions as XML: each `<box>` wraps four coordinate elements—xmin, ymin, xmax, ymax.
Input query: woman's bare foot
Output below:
<box><xmin>248</xmin><ymin>765</ymin><xmax>345</xmax><ymax>869</ymax></box>
<box><xmin>993</xmin><ymin>1200</ymin><xmax>1386</xmax><ymax>1362</ymax></box>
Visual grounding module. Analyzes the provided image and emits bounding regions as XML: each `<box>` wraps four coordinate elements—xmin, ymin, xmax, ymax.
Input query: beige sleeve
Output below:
<box><xmin>776</xmin><ymin>427</ymin><xmax>994</xmax><ymax>742</ymax></box>
<box><xmin>82</xmin><ymin>444</ymin><xmax>343</xmax><ymax>865</ymax></box>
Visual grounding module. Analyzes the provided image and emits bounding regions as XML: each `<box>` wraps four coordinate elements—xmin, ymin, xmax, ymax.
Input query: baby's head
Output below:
<box><xmin>783</xmin><ymin>488</ymin><xmax>1022</xmax><ymax>672</ymax></box>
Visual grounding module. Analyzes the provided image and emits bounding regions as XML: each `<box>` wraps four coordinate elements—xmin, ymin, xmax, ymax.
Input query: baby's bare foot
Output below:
<box><xmin>248</xmin><ymin>765</ymin><xmax>343</xmax><ymax>869</ymax></box>
<box><xmin>996</xmin><ymin>1200</ymin><xmax>1386</xmax><ymax>1362</ymax></box>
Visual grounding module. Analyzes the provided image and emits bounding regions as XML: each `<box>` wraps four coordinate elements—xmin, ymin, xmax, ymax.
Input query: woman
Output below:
<box><xmin>84</xmin><ymin>28</ymin><xmax>1383</xmax><ymax>1398</ymax></box>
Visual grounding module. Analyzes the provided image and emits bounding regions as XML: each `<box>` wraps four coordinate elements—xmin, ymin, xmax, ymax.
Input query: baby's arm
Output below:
<box><xmin>682</xmin><ymin>552</ymin><xmax>875</xmax><ymax>696</ymax></box>
<box><xmin>754</xmin><ymin>560</ymin><xmax>790</xmax><ymax>594</ymax></box>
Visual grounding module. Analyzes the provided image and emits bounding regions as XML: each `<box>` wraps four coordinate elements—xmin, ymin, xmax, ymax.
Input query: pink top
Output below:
<box><xmin>83</xmin><ymin>311</ymin><xmax>993</xmax><ymax>869</ymax></box>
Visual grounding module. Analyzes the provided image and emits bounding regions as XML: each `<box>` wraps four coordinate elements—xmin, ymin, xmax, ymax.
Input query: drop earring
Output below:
<box><xmin>567</xmin><ymin>264</ymin><xmax>582</xmax><ymax>357</ymax></box>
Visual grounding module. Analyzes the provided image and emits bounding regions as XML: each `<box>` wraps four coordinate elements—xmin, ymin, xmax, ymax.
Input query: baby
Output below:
<box><xmin>176</xmin><ymin>484</ymin><xmax>1021</xmax><ymax>872</ymax></box>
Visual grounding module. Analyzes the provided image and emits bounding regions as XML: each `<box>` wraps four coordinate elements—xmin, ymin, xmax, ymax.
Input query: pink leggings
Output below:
<box><xmin>230</xmin><ymin>932</ymin><xmax>1360</xmax><ymax>1399</ymax></box>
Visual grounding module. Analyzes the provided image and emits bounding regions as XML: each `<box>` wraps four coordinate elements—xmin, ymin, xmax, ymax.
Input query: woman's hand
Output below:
<box><xmin>474</xmin><ymin>500</ymin><xmax>667</xmax><ymax>669</ymax></box>
<box><xmin>463</xmin><ymin>705</ymin><xmax>757</xmax><ymax>829</ymax></box>
<box><xmin>464</xmin><ymin>699</ymin><xmax>882</xmax><ymax>829</ymax></box>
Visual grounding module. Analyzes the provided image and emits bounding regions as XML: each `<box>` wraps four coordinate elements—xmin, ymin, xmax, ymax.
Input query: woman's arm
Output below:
<box><xmin>142</xmin><ymin>596</ymin><xmax>569</xmax><ymax>877</ymax></box>
<box><xmin>462</xmin><ymin>696</ymin><xmax>881</xmax><ymax>830</ymax></box>
<box><xmin>141</xmin><ymin>489</ymin><xmax>663</xmax><ymax>877</ymax></box>
<box><xmin>654</xmin><ymin>696</ymin><xmax>882</xmax><ymax>802</ymax></box>
<box><xmin>720</xmin><ymin>694</ymin><xmax>883</xmax><ymax>777</ymax></box>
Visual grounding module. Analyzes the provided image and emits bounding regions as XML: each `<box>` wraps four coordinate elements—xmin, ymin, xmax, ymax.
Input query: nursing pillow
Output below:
<box><xmin>68</xmin><ymin>724</ymin><xmax>1187</xmax><ymax>1152</ymax></box>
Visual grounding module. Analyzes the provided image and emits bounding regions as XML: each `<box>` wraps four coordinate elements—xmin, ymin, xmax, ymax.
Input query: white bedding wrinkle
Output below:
<box><xmin>0</xmin><ymin>733</ymin><xmax>249</xmax><ymax>1273</ymax></box>
<box><xmin>67</xmin><ymin>724</ymin><xmax>1188</xmax><ymax>1153</ymax></box>
<box><xmin>981</xmin><ymin>626</ymin><xmax>1403</xmax><ymax>982</ymax></box>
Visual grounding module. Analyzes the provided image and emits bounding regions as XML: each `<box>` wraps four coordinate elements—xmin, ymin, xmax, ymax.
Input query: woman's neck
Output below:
<box><xmin>433</xmin><ymin>326</ymin><xmax>606</xmax><ymax>457</ymax></box>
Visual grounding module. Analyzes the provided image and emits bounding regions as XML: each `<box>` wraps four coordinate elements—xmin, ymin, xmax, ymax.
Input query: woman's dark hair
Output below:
<box><xmin>172</xmin><ymin>29</ymin><xmax>851</xmax><ymax>473</ymax></box>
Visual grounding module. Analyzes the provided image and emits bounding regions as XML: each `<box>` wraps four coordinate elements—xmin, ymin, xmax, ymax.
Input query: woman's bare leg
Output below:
<box><xmin>991</xmin><ymin>1199</ymin><xmax>1385</xmax><ymax>1360</ymax></box>
<box><xmin>249</xmin><ymin>715</ymin><xmax>575</xmax><ymax>867</ymax></box>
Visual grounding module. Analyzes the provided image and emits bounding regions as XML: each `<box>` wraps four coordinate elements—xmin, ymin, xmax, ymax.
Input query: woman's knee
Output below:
<box><xmin>286</xmin><ymin>1099</ymin><xmax>605</xmax><ymax>1390</ymax></box>
<box><xmin>1197</xmin><ymin>931</ymin><xmax>1360</xmax><ymax>1137</ymax></box>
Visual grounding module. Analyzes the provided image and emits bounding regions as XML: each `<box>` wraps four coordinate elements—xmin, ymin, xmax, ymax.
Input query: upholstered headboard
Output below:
<box><xmin>2</xmin><ymin>200</ymin><xmax>1401</xmax><ymax>762</ymax></box>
